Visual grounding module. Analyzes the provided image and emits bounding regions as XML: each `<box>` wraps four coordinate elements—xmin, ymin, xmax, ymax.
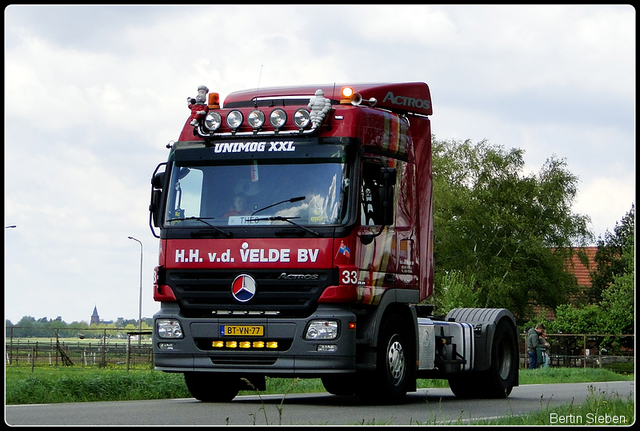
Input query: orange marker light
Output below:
<box><xmin>341</xmin><ymin>87</ymin><xmax>354</xmax><ymax>98</ymax></box>
<box><xmin>208</xmin><ymin>92</ymin><xmax>220</xmax><ymax>109</ymax></box>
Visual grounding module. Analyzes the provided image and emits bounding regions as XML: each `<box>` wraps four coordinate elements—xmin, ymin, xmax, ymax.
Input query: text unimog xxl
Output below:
<box><xmin>149</xmin><ymin>82</ymin><xmax>519</xmax><ymax>403</ymax></box>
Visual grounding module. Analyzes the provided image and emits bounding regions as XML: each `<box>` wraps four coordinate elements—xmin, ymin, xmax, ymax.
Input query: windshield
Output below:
<box><xmin>164</xmin><ymin>160</ymin><xmax>351</xmax><ymax>228</ymax></box>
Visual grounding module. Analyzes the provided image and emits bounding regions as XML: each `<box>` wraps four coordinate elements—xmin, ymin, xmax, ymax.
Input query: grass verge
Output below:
<box><xmin>6</xmin><ymin>366</ymin><xmax>633</xmax><ymax>406</ymax></box>
<box><xmin>471</xmin><ymin>384</ymin><xmax>634</xmax><ymax>426</ymax></box>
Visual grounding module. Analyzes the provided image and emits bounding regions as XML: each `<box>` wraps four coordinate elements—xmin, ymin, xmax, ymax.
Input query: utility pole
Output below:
<box><xmin>128</xmin><ymin>236</ymin><xmax>143</xmax><ymax>347</ymax></box>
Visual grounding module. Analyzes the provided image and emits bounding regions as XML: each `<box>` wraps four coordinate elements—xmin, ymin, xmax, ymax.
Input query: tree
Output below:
<box><xmin>599</xmin><ymin>238</ymin><xmax>634</xmax><ymax>335</ymax></box>
<box><xmin>583</xmin><ymin>205</ymin><xmax>634</xmax><ymax>335</ymax></box>
<box><xmin>431</xmin><ymin>270</ymin><xmax>479</xmax><ymax>315</ymax></box>
<box><xmin>431</xmin><ymin>138</ymin><xmax>593</xmax><ymax>321</ymax></box>
<box><xmin>545</xmin><ymin>228</ymin><xmax>633</xmax><ymax>352</ymax></box>
<box><xmin>587</xmin><ymin>204</ymin><xmax>635</xmax><ymax>304</ymax></box>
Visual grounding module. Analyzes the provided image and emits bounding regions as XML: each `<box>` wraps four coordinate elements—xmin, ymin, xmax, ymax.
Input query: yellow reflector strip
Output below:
<box><xmin>225</xmin><ymin>341</ymin><xmax>238</xmax><ymax>348</ymax></box>
<box><xmin>239</xmin><ymin>341</ymin><xmax>251</xmax><ymax>349</ymax></box>
<box><xmin>212</xmin><ymin>340</ymin><xmax>224</xmax><ymax>348</ymax></box>
<box><xmin>266</xmin><ymin>341</ymin><xmax>278</xmax><ymax>349</ymax></box>
<box><xmin>253</xmin><ymin>341</ymin><xmax>265</xmax><ymax>348</ymax></box>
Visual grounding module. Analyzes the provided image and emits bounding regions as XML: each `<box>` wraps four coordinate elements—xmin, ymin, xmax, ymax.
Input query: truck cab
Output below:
<box><xmin>149</xmin><ymin>83</ymin><xmax>518</xmax><ymax>403</ymax></box>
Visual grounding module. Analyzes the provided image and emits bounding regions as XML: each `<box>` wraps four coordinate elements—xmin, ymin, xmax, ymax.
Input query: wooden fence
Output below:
<box><xmin>518</xmin><ymin>332</ymin><xmax>634</xmax><ymax>370</ymax></box>
<box><xmin>6</xmin><ymin>328</ymin><xmax>152</xmax><ymax>370</ymax></box>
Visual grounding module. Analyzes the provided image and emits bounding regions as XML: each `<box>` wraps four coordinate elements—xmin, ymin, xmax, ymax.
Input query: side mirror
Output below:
<box><xmin>359</xmin><ymin>164</ymin><xmax>397</xmax><ymax>244</ymax></box>
<box><xmin>380</xmin><ymin>167</ymin><xmax>396</xmax><ymax>226</ymax></box>
<box><xmin>151</xmin><ymin>171</ymin><xmax>165</xmax><ymax>189</ymax></box>
<box><xmin>149</xmin><ymin>189</ymin><xmax>162</xmax><ymax>227</ymax></box>
<box><xmin>149</xmin><ymin>163</ymin><xmax>166</xmax><ymax>237</ymax></box>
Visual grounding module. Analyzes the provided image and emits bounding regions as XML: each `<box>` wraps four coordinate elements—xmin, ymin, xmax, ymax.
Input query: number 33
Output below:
<box><xmin>341</xmin><ymin>270</ymin><xmax>358</xmax><ymax>285</ymax></box>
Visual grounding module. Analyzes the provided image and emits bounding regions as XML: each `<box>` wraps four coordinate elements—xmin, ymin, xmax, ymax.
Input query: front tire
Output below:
<box><xmin>322</xmin><ymin>375</ymin><xmax>356</xmax><ymax>396</ymax></box>
<box><xmin>184</xmin><ymin>372</ymin><xmax>240</xmax><ymax>402</ymax></box>
<box><xmin>356</xmin><ymin>314</ymin><xmax>412</xmax><ymax>404</ymax></box>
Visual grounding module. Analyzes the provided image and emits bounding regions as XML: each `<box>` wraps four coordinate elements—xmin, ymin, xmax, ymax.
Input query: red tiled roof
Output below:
<box><xmin>565</xmin><ymin>247</ymin><xmax>598</xmax><ymax>287</ymax></box>
<box><xmin>531</xmin><ymin>247</ymin><xmax>598</xmax><ymax>320</ymax></box>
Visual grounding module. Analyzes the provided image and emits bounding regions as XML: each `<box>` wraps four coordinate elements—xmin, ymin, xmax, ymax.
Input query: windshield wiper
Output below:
<box><xmin>251</xmin><ymin>196</ymin><xmax>306</xmax><ymax>216</ymax></box>
<box><xmin>165</xmin><ymin>217</ymin><xmax>232</xmax><ymax>237</ymax></box>
<box><xmin>251</xmin><ymin>216</ymin><xmax>321</xmax><ymax>237</ymax></box>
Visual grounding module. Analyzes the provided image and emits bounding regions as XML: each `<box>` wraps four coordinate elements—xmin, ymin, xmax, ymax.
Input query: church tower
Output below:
<box><xmin>90</xmin><ymin>305</ymin><xmax>100</xmax><ymax>325</ymax></box>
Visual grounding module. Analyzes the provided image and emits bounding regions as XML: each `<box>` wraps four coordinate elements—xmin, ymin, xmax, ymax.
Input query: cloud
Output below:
<box><xmin>574</xmin><ymin>175</ymin><xmax>635</xmax><ymax>239</ymax></box>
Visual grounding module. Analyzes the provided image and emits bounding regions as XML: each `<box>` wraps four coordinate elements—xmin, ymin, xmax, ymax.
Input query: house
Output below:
<box><xmin>567</xmin><ymin>246</ymin><xmax>598</xmax><ymax>289</ymax></box>
<box><xmin>534</xmin><ymin>246</ymin><xmax>598</xmax><ymax>320</ymax></box>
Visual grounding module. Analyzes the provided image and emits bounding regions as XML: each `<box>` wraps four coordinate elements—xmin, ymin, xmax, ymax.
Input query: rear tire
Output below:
<box><xmin>184</xmin><ymin>372</ymin><xmax>240</xmax><ymax>402</ymax></box>
<box><xmin>448</xmin><ymin>318</ymin><xmax>518</xmax><ymax>399</ymax></box>
<box><xmin>484</xmin><ymin>318</ymin><xmax>518</xmax><ymax>398</ymax></box>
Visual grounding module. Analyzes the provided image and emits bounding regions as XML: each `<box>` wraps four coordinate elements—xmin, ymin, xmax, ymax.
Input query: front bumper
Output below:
<box><xmin>153</xmin><ymin>304</ymin><xmax>356</xmax><ymax>375</ymax></box>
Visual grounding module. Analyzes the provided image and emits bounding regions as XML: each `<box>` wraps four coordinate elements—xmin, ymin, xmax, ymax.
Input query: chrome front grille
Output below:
<box><xmin>166</xmin><ymin>269</ymin><xmax>333</xmax><ymax>317</ymax></box>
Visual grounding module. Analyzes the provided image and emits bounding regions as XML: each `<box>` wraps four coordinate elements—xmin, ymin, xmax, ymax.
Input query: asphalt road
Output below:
<box><xmin>5</xmin><ymin>381</ymin><xmax>634</xmax><ymax>426</ymax></box>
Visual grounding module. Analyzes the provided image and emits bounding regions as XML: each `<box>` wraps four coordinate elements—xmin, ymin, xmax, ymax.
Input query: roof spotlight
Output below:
<box><xmin>293</xmin><ymin>108</ymin><xmax>311</xmax><ymax>129</ymax></box>
<box><xmin>269</xmin><ymin>108</ymin><xmax>287</xmax><ymax>129</ymax></box>
<box><xmin>248</xmin><ymin>110</ymin><xmax>265</xmax><ymax>129</ymax></box>
<box><xmin>226</xmin><ymin>110</ymin><xmax>243</xmax><ymax>129</ymax></box>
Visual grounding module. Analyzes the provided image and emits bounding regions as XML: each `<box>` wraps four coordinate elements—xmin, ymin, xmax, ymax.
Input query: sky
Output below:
<box><xmin>4</xmin><ymin>5</ymin><xmax>635</xmax><ymax>325</ymax></box>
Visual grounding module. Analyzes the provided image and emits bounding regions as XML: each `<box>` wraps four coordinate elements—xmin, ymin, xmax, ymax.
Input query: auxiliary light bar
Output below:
<box><xmin>211</xmin><ymin>340</ymin><xmax>279</xmax><ymax>349</ymax></box>
<box><xmin>201</xmin><ymin>106</ymin><xmax>313</xmax><ymax>137</ymax></box>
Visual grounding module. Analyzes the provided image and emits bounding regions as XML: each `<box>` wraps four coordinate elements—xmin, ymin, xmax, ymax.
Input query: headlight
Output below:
<box><xmin>156</xmin><ymin>319</ymin><xmax>184</xmax><ymax>339</ymax></box>
<box><xmin>204</xmin><ymin>111</ymin><xmax>222</xmax><ymax>131</ymax></box>
<box><xmin>269</xmin><ymin>108</ymin><xmax>287</xmax><ymax>129</ymax></box>
<box><xmin>305</xmin><ymin>320</ymin><xmax>339</xmax><ymax>340</ymax></box>
<box><xmin>293</xmin><ymin>108</ymin><xmax>311</xmax><ymax>128</ymax></box>
<box><xmin>248</xmin><ymin>109</ymin><xmax>265</xmax><ymax>129</ymax></box>
<box><xmin>226</xmin><ymin>110</ymin><xmax>244</xmax><ymax>129</ymax></box>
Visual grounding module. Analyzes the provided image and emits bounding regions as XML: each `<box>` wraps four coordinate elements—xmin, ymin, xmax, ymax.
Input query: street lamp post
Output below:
<box><xmin>128</xmin><ymin>236</ymin><xmax>143</xmax><ymax>346</ymax></box>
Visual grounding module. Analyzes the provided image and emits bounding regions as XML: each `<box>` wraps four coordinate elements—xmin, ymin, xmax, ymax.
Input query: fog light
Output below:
<box><xmin>305</xmin><ymin>320</ymin><xmax>339</xmax><ymax>340</ymax></box>
<box><xmin>266</xmin><ymin>341</ymin><xmax>278</xmax><ymax>349</ymax></box>
<box><xmin>212</xmin><ymin>340</ymin><xmax>224</xmax><ymax>348</ymax></box>
<box><xmin>253</xmin><ymin>341</ymin><xmax>265</xmax><ymax>348</ymax></box>
<box><xmin>317</xmin><ymin>344</ymin><xmax>338</xmax><ymax>352</ymax></box>
<box><xmin>158</xmin><ymin>343</ymin><xmax>174</xmax><ymax>350</ymax></box>
<box><xmin>239</xmin><ymin>341</ymin><xmax>251</xmax><ymax>349</ymax></box>
<box><xmin>226</xmin><ymin>341</ymin><xmax>238</xmax><ymax>348</ymax></box>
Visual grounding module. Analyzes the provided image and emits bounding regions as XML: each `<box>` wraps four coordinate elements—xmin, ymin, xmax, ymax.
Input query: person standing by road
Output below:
<box><xmin>526</xmin><ymin>324</ymin><xmax>546</xmax><ymax>369</ymax></box>
<box><xmin>537</xmin><ymin>329</ymin><xmax>551</xmax><ymax>368</ymax></box>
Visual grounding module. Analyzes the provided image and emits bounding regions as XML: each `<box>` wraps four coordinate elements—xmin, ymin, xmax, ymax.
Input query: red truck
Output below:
<box><xmin>149</xmin><ymin>82</ymin><xmax>519</xmax><ymax>403</ymax></box>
